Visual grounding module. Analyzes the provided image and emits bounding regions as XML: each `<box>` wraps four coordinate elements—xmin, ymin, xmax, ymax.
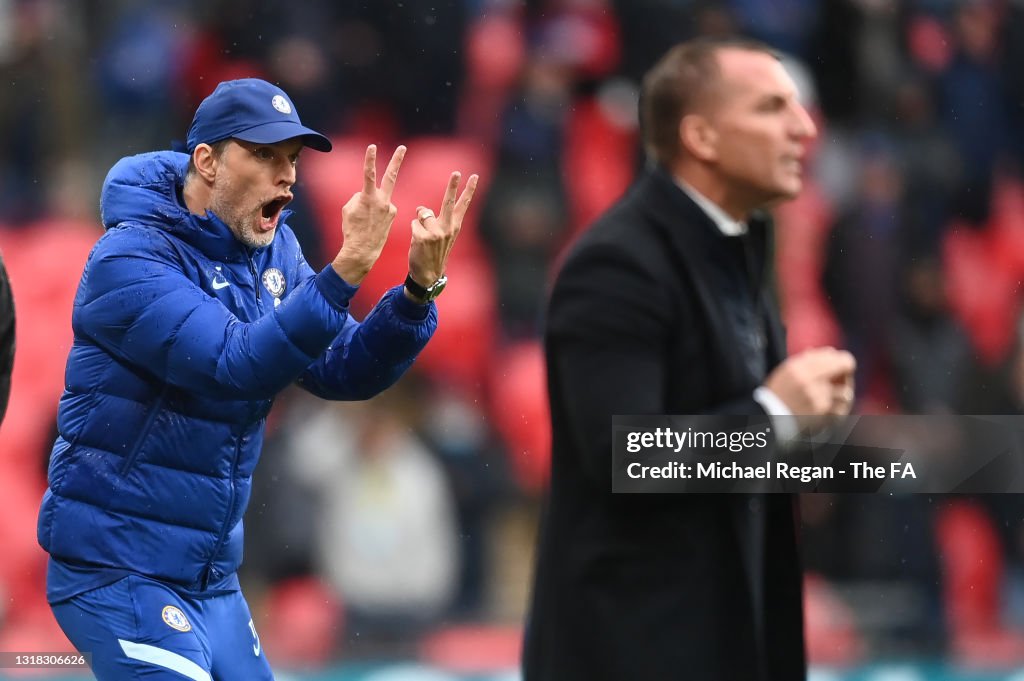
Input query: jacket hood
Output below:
<box><xmin>101</xmin><ymin>151</ymin><xmax>192</xmax><ymax>233</ymax></box>
<box><xmin>99</xmin><ymin>151</ymin><xmax>267</xmax><ymax>262</ymax></box>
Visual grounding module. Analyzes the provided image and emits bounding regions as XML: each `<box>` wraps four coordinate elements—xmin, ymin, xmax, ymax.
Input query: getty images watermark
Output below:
<box><xmin>613</xmin><ymin>415</ymin><xmax>1024</xmax><ymax>493</ymax></box>
<box><xmin>623</xmin><ymin>425</ymin><xmax>915</xmax><ymax>483</ymax></box>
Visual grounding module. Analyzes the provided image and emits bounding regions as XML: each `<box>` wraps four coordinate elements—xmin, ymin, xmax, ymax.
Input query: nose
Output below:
<box><xmin>791</xmin><ymin>103</ymin><xmax>818</xmax><ymax>141</ymax></box>
<box><xmin>278</xmin><ymin>158</ymin><xmax>296</xmax><ymax>187</ymax></box>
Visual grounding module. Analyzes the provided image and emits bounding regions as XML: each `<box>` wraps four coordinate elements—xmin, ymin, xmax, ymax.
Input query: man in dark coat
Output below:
<box><xmin>523</xmin><ymin>38</ymin><xmax>856</xmax><ymax>681</ymax></box>
<box><xmin>0</xmin><ymin>250</ymin><xmax>13</xmax><ymax>426</ymax></box>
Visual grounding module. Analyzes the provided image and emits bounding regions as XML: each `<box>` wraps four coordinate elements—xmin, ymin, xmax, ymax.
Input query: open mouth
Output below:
<box><xmin>260</xmin><ymin>195</ymin><xmax>292</xmax><ymax>230</ymax></box>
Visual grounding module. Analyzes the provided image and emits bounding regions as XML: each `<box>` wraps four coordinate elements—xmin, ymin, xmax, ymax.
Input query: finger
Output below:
<box><xmin>363</xmin><ymin>144</ymin><xmax>377</xmax><ymax>194</ymax></box>
<box><xmin>410</xmin><ymin>218</ymin><xmax>435</xmax><ymax>246</ymax></box>
<box><xmin>802</xmin><ymin>348</ymin><xmax>856</xmax><ymax>381</ymax></box>
<box><xmin>439</xmin><ymin>172</ymin><xmax>461</xmax><ymax>225</ymax></box>
<box><xmin>452</xmin><ymin>174</ymin><xmax>479</xmax><ymax>222</ymax></box>
<box><xmin>829</xmin><ymin>388</ymin><xmax>854</xmax><ymax>416</ymax></box>
<box><xmin>828</xmin><ymin>350</ymin><xmax>857</xmax><ymax>377</ymax></box>
<box><xmin>834</xmin><ymin>385</ymin><xmax>854</xmax><ymax>404</ymax></box>
<box><xmin>380</xmin><ymin>145</ymin><xmax>407</xmax><ymax>199</ymax></box>
<box><xmin>410</xmin><ymin>217</ymin><xmax>431</xmax><ymax>239</ymax></box>
<box><xmin>831</xmin><ymin>370</ymin><xmax>855</xmax><ymax>387</ymax></box>
<box><xmin>416</xmin><ymin>206</ymin><xmax>437</xmax><ymax>226</ymax></box>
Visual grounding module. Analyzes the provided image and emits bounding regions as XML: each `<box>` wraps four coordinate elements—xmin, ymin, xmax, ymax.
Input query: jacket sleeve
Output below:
<box><xmin>297</xmin><ymin>280</ymin><xmax>436</xmax><ymax>400</ymax></box>
<box><xmin>547</xmin><ymin>243</ymin><xmax>766</xmax><ymax>489</ymax></box>
<box><xmin>74</xmin><ymin>226</ymin><xmax>354</xmax><ymax>400</ymax></box>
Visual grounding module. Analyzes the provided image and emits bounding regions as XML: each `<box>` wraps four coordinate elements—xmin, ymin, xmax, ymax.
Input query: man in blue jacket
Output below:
<box><xmin>37</xmin><ymin>78</ymin><xmax>477</xmax><ymax>680</ymax></box>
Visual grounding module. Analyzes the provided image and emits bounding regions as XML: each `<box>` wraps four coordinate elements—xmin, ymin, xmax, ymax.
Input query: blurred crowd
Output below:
<box><xmin>2</xmin><ymin>0</ymin><xmax>1024</xmax><ymax>672</ymax></box>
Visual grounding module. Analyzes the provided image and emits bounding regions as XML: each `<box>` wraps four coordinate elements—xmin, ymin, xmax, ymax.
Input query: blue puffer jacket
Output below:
<box><xmin>37</xmin><ymin>151</ymin><xmax>436</xmax><ymax>595</ymax></box>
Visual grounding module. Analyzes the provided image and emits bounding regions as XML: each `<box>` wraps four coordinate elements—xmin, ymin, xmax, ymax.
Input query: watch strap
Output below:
<box><xmin>404</xmin><ymin>273</ymin><xmax>430</xmax><ymax>300</ymax></box>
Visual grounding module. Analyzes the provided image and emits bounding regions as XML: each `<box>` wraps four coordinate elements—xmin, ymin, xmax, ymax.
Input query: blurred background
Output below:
<box><xmin>1</xmin><ymin>0</ymin><xmax>1024</xmax><ymax>679</ymax></box>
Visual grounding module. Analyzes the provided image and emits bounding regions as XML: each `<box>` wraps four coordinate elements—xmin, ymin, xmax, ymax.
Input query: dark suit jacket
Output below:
<box><xmin>0</xmin><ymin>251</ymin><xmax>13</xmax><ymax>426</ymax></box>
<box><xmin>523</xmin><ymin>167</ymin><xmax>805</xmax><ymax>680</ymax></box>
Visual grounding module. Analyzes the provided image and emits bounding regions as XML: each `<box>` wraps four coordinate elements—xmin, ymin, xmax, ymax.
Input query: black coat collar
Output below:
<box><xmin>629</xmin><ymin>164</ymin><xmax>784</xmax><ymax>368</ymax></box>
<box><xmin>631</xmin><ymin>166</ymin><xmax>773</xmax><ymax>287</ymax></box>
<box><xmin>633</xmin><ymin>165</ymin><xmax>771</xmax><ymax>257</ymax></box>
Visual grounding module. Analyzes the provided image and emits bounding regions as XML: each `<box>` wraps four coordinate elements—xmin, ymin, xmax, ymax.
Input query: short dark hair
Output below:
<box><xmin>640</xmin><ymin>37</ymin><xmax>779</xmax><ymax>166</ymax></box>
<box><xmin>185</xmin><ymin>139</ymin><xmax>232</xmax><ymax>178</ymax></box>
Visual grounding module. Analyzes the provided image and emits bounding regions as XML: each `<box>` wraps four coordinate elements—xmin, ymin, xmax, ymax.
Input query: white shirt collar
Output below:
<box><xmin>674</xmin><ymin>177</ymin><xmax>748</xmax><ymax>237</ymax></box>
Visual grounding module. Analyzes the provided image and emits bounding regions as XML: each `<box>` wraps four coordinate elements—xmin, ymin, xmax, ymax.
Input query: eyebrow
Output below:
<box><xmin>239</xmin><ymin>141</ymin><xmax>303</xmax><ymax>157</ymax></box>
<box><xmin>755</xmin><ymin>92</ymin><xmax>796</xmax><ymax>108</ymax></box>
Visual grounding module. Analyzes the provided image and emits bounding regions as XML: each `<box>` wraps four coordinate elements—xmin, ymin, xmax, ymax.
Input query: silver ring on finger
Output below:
<box><xmin>418</xmin><ymin>208</ymin><xmax>435</xmax><ymax>223</ymax></box>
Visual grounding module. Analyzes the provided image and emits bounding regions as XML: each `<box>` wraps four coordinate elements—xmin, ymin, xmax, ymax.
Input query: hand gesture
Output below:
<box><xmin>332</xmin><ymin>144</ymin><xmax>406</xmax><ymax>285</ymax></box>
<box><xmin>763</xmin><ymin>347</ymin><xmax>856</xmax><ymax>434</ymax></box>
<box><xmin>407</xmin><ymin>171</ymin><xmax>479</xmax><ymax>294</ymax></box>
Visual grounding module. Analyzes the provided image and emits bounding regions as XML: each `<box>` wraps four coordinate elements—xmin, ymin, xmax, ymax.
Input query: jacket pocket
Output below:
<box><xmin>119</xmin><ymin>389</ymin><xmax>168</xmax><ymax>475</ymax></box>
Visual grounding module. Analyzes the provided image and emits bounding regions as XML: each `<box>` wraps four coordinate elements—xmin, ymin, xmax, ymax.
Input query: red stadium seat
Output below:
<box><xmin>943</xmin><ymin>224</ymin><xmax>1021</xmax><ymax>365</ymax></box>
<box><xmin>936</xmin><ymin>500</ymin><xmax>1003</xmax><ymax>632</ymax></box>
<box><xmin>419</xmin><ymin>624</ymin><xmax>522</xmax><ymax>674</ymax></box>
<box><xmin>0</xmin><ymin>220</ymin><xmax>97</xmax><ymax>470</ymax></box>
<box><xmin>465</xmin><ymin>13</ymin><xmax>525</xmax><ymax>96</ymax></box>
<box><xmin>0</xmin><ymin>220</ymin><xmax>98</xmax><ymax>652</ymax></box>
<box><xmin>935</xmin><ymin>500</ymin><xmax>1024</xmax><ymax>666</ymax></box>
<box><xmin>487</xmin><ymin>341</ymin><xmax>550</xmax><ymax>494</ymax></box>
<box><xmin>259</xmin><ymin>577</ymin><xmax>344</xmax><ymax>669</ymax></box>
<box><xmin>773</xmin><ymin>181</ymin><xmax>842</xmax><ymax>354</ymax></box>
<box><xmin>562</xmin><ymin>96</ymin><xmax>636</xmax><ymax>240</ymax></box>
<box><xmin>940</xmin><ymin>176</ymin><xmax>1024</xmax><ymax>365</ymax></box>
<box><xmin>803</xmin><ymin>572</ymin><xmax>865</xmax><ymax>666</ymax></box>
<box><xmin>459</xmin><ymin>12</ymin><xmax>526</xmax><ymax>143</ymax></box>
<box><xmin>0</xmin><ymin>595</ymin><xmax>77</xmax><ymax>664</ymax></box>
<box><xmin>412</xmin><ymin>254</ymin><xmax>497</xmax><ymax>395</ymax></box>
<box><xmin>986</xmin><ymin>177</ymin><xmax>1024</xmax><ymax>274</ymax></box>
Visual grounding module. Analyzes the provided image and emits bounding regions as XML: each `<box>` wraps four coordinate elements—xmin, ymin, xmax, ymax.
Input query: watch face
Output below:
<box><xmin>426</xmin><ymin>275</ymin><xmax>448</xmax><ymax>300</ymax></box>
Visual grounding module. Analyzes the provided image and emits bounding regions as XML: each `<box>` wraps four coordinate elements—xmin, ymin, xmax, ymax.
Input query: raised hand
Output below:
<box><xmin>406</xmin><ymin>171</ymin><xmax>479</xmax><ymax>298</ymax></box>
<box><xmin>332</xmin><ymin>144</ymin><xmax>406</xmax><ymax>285</ymax></box>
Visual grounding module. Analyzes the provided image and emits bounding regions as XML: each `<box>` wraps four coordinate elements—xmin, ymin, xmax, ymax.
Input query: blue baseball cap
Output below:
<box><xmin>186</xmin><ymin>78</ymin><xmax>332</xmax><ymax>153</ymax></box>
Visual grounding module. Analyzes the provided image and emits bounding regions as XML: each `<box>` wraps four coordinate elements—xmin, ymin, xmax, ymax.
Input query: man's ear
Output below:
<box><xmin>192</xmin><ymin>143</ymin><xmax>219</xmax><ymax>182</ymax></box>
<box><xmin>679</xmin><ymin>114</ymin><xmax>719</xmax><ymax>162</ymax></box>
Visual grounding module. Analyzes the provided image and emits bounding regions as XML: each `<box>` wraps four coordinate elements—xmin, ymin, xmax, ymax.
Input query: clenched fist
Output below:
<box><xmin>763</xmin><ymin>346</ymin><xmax>856</xmax><ymax>434</ymax></box>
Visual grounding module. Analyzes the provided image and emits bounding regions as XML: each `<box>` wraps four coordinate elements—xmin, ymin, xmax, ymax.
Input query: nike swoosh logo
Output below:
<box><xmin>212</xmin><ymin>280</ymin><xmax>230</xmax><ymax>290</ymax></box>
<box><xmin>248</xmin><ymin>619</ymin><xmax>261</xmax><ymax>657</ymax></box>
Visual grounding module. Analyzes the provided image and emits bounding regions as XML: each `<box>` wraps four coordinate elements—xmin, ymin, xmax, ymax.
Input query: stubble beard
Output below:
<box><xmin>209</xmin><ymin>178</ymin><xmax>275</xmax><ymax>250</ymax></box>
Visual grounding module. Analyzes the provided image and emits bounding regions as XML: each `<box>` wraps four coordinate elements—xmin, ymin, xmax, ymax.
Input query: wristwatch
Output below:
<box><xmin>404</xmin><ymin>273</ymin><xmax>448</xmax><ymax>302</ymax></box>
